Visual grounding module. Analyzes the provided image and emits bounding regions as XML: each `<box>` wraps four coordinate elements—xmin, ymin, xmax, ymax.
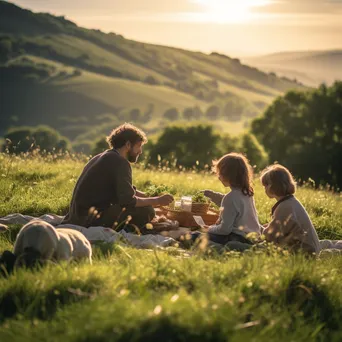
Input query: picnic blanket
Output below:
<box><xmin>0</xmin><ymin>213</ymin><xmax>176</xmax><ymax>249</ymax></box>
<box><xmin>1</xmin><ymin>213</ymin><xmax>342</xmax><ymax>253</ymax></box>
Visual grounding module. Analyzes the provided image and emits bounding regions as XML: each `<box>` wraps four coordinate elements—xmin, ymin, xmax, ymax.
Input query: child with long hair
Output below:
<box><xmin>260</xmin><ymin>164</ymin><xmax>321</xmax><ymax>255</ymax></box>
<box><xmin>201</xmin><ymin>153</ymin><xmax>261</xmax><ymax>245</ymax></box>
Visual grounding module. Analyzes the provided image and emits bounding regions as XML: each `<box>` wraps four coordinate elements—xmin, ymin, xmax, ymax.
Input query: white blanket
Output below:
<box><xmin>0</xmin><ymin>213</ymin><xmax>176</xmax><ymax>249</ymax></box>
<box><xmin>1</xmin><ymin>213</ymin><xmax>342</xmax><ymax>252</ymax></box>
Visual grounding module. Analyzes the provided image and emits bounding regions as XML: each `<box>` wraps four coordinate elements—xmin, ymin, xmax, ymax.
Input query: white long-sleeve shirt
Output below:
<box><xmin>208</xmin><ymin>188</ymin><xmax>261</xmax><ymax>237</ymax></box>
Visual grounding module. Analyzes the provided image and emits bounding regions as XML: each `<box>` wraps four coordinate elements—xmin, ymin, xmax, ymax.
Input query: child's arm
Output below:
<box><xmin>207</xmin><ymin>195</ymin><xmax>237</xmax><ymax>235</ymax></box>
<box><xmin>201</xmin><ymin>190</ymin><xmax>225</xmax><ymax>207</ymax></box>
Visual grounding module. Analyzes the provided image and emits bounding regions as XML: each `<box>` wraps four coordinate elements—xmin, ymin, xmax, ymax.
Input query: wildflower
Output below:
<box><xmin>153</xmin><ymin>305</ymin><xmax>162</xmax><ymax>315</ymax></box>
<box><xmin>185</xmin><ymin>233</ymin><xmax>192</xmax><ymax>241</ymax></box>
<box><xmin>146</xmin><ymin>223</ymin><xmax>153</xmax><ymax>230</ymax></box>
<box><xmin>198</xmin><ymin>235</ymin><xmax>208</xmax><ymax>251</ymax></box>
<box><xmin>170</xmin><ymin>294</ymin><xmax>179</xmax><ymax>302</ymax></box>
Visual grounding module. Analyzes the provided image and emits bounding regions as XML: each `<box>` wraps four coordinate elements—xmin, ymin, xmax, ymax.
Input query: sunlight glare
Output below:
<box><xmin>192</xmin><ymin>0</ymin><xmax>273</xmax><ymax>23</ymax></box>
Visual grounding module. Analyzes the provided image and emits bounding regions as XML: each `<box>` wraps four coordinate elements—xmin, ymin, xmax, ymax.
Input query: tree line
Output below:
<box><xmin>2</xmin><ymin>81</ymin><xmax>342</xmax><ymax>189</ymax></box>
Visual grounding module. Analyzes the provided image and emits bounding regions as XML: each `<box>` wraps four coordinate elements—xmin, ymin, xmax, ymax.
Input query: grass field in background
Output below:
<box><xmin>0</xmin><ymin>154</ymin><xmax>342</xmax><ymax>341</ymax></box>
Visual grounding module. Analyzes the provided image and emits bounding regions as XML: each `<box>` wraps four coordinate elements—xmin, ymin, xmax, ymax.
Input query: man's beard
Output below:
<box><xmin>128</xmin><ymin>150</ymin><xmax>139</xmax><ymax>163</ymax></box>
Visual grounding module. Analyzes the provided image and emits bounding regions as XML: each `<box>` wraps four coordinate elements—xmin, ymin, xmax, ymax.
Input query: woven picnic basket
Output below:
<box><xmin>165</xmin><ymin>208</ymin><xmax>219</xmax><ymax>227</ymax></box>
<box><xmin>191</xmin><ymin>202</ymin><xmax>210</xmax><ymax>215</ymax></box>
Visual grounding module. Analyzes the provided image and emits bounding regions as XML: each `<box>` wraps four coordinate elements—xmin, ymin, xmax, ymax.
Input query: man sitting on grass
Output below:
<box><xmin>62</xmin><ymin>123</ymin><xmax>174</xmax><ymax>231</ymax></box>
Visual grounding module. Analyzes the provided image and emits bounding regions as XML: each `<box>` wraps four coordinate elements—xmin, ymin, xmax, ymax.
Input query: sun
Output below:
<box><xmin>192</xmin><ymin>0</ymin><xmax>272</xmax><ymax>24</ymax></box>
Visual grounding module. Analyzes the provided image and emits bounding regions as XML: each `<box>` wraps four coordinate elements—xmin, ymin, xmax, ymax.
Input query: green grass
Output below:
<box><xmin>0</xmin><ymin>153</ymin><xmax>342</xmax><ymax>341</ymax></box>
<box><xmin>3</xmin><ymin>55</ymin><xmax>248</xmax><ymax>143</ymax></box>
<box><xmin>58</xmin><ymin>67</ymin><xmax>206</xmax><ymax>114</ymax></box>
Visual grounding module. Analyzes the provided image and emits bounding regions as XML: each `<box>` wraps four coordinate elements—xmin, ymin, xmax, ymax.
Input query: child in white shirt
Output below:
<box><xmin>201</xmin><ymin>153</ymin><xmax>262</xmax><ymax>245</ymax></box>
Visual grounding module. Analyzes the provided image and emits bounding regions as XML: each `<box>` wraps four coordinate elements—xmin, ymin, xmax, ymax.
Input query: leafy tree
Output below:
<box><xmin>3</xmin><ymin>125</ymin><xmax>70</xmax><ymax>153</ymax></box>
<box><xmin>183</xmin><ymin>106</ymin><xmax>202</xmax><ymax>120</ymax></box>
<box><xmin>144</xmin><ymin>75</ymin><xmax>159</xmax><ymax>85</ymax></box>
<box><xmin>205</xmin><ymin>105</ymin><xmax>220</xmax><ymax>120</ymax></box>
<box><xmin>148</xmin><ymin>125</ymin><xmax>220</xmax><ymax>168</ymax></box>
<box><xmin>163</xmin><ymin>108</ymin><xmax>179</xmax><ymax>121</ymax></box>
<box><xmin>240</xmin><ymin>133</ymin><xmax>268</xmax><ymax>170</ymax></box>
<box><xmin>92</xmin><ymin>137</ymin><xmax>108</xmax><ymax>155</ymax></box>
<box><xmin>72</xmin><ymin>141</ymin><xmax>92</xmax><ymax>154</ymax></box>
<box><xmin>252</xmin><ymin>82</ymin><xmax>342</xmax><ymax>188</ymax></box>
<box><xmin>193</xmin><ymin>106</ymin><xmax>203</xmax><ymax>119</ymax></box>
<box><xmin>0</xmin><ymin>37</ymin><xmax>12</xmax><ymax>62</ymax></box>
<box><xmin>223</xmin><ymin>99</ymin><xmax>244</xmax><ymax>121</ymax></box>
<box><xmin>2</xmin><ymin>127</ymin><xmax>33</xmax><ymax>153</ymax></box>
<box><xmin>183</xmin><ymin>107</ymin><xmax>195</xmax><ymax>120</ymax></box>
<box><xmin>73</xmin><ymin>69</ymin><xmax>82</xmax><ymax>77</ymax></box>
<box><xmin>143</xmin><ymin>103</ymin><xmax>154</xmax><ymax>122</ymax></box>
<box><xmin>217</xmin><ymin>134</ymin><xmax>239</xmax><ymax>156</ymax></box>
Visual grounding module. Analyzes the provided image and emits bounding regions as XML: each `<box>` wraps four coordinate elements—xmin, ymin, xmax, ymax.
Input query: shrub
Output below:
<box><xmin>252</xmin><ymin>82</ymin><xmax>342</xmax><ymax>188</ymax></box>
<box><xmin>240</xmin><ymin>133</ymin><xmax>268</xmax><ymax>170</ymax></box>
<box><xmin>92</xmin><ymin>137</ymin><xmax>108</xmax><ymax>155</ymax></box>
<box><xmin>148</xmin><ymin>124</ymin><xmax>220</xmax><ymax>168</ymax></box>
<box><xmin>163</xmin><ymin>108</ymin><xmax>179</xmax><ymax>121</ymax></box>
<box><xmin>205</xmin><ymin>105</ymin><xmax>220</xmax><ymax>120</ymax></box>
<box><xmin>3</xmin><ymin>125</ymin><xmax>70</xmax><ymax>153</ymax></box>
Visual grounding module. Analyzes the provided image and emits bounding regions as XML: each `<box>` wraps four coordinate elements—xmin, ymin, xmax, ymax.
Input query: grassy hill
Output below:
<box><xmin>0</xmin><ymin>154</ymin><xmax>341</xmax><ymax>341</ymax></box>
<box><xmin>244</xmin><ymin>50</ymin><xmax>342</xmax><ymax>87</ymax></box>
<box><xmin>0</xmin><ymin>1</ymin><xmax>304</xmax><ymax>147</ymax></box>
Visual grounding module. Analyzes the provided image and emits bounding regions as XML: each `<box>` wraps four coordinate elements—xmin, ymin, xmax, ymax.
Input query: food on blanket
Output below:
<box><xmin>168</xmin><ymin>199</ymin><xmax>182</xmax><ymax>210</ymax></box>
<box><xmin>144</xmin><ymin>183</ymin><xmax>176</xmax><ymax>197</ymax></box>
<box><xmin>152</xmin><ymin>219</ymin><xmax>179</xmax><ymax>232</ymax></box>
<box><xmin>209</xmin><ymin>202</ymin><xmax>220</xmax><ymax>211</ymax></box>
<box><xmin>192</xmin><ymin>191</ymin><xmax>210</xmax><ymax>204</ymax></box>
<box><xmin>149</xmin><ymin>215</ymin><xmax>179</xmax><ymax>232</ymax></box>
<box><xmin>157</xmin><ymin>215</ymin><xmax>168</xmax><ymax>223</ymax></box>
<box><xmin>167</xmin><ymin>204</ymin><xmax>183</xmax><ymax>212</ymax></box>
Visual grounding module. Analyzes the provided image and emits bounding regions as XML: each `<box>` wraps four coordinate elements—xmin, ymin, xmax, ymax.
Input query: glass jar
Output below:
<box><xmin>181</xmin><ymin>196</ymin><xmax>192</xmax><ymax>212</ymax></box>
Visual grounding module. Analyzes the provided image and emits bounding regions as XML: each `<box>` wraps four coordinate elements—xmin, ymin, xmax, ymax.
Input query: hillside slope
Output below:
<box><xmin>0</xmin><ymin>0</ymin><xmax>304</xmax><ymax>144</ymax></box>
<box><xmin>244</xmin><ymin>50</ymin><xmax>342</xmax><ymax>87</ymax></box>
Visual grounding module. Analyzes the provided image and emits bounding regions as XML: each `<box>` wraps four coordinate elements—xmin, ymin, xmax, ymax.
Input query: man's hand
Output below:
<box><xmin>135</xmin><ymin>190</ymin><xmax>147</xmax><ymax>198</ymax></box>
<box><xmin>136</xmin><ymin>194</ymin><xmax>174</xmax><ymax>208</ymax></box>
<box><xmin>157</xmin><ymin>194</ymin><xmax>174</xmax><ymax>207</ymax></box>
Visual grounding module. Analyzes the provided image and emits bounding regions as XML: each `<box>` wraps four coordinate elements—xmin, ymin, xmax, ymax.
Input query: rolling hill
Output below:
<box><xmin>0</xmin><ymin>0</ymin><xmax>305</xmax><ymax>149</ymax></box>
<box><xmin>243</xmin><ymin>50</ymin><xmax>342</xmax><ymax>87</ymax></box>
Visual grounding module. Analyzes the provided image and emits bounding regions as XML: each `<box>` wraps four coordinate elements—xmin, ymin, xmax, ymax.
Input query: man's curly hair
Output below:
<box><xmin>106</xmin><ymin>123</ymin><xmax>147</xmax><ymax>149</ymax></box>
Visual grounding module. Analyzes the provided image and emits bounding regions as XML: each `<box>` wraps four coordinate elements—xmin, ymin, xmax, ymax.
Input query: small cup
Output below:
<box><xmin>174</xmin><ymin>200</ymin><xmax>182</xmax><ymax>209</ymax></box>
<box><xmin>181</xmin><ymin>196</ymin><xmax>192</xmax><ymax>212</ymax></box>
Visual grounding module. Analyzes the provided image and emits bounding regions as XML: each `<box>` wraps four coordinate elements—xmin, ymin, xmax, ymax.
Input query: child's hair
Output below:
<box><xmin>212</xmin><ymin>153</ymin><xmax>254</xmax><ymax>196</ymax></box>
<box><xmin>260</xmin><ymin>164</ymin><xmax>296</xmax><ymax>197</ymax></box>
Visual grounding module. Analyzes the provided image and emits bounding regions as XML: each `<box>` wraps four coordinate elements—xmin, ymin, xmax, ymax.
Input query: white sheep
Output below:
<box><xmin>55</xmin><ymin>228</ymin><xmax>92</xmax><ymax>264</ymax></box>
<box><xmin>12</xmin><ymin>220</ymin><xmax>92</xmax><ymax>268</ymax></box>
<box><xmin>14</xmin><ymin>220</ymin><xmax>60</xmax><ymax>262</ymax></box>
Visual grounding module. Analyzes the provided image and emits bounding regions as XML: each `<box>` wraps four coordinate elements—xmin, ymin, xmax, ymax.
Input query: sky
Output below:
<box><xmin>9</xmin><ymin>0</ymin><xmax>342</xmax><ymax>56</ymax></box>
